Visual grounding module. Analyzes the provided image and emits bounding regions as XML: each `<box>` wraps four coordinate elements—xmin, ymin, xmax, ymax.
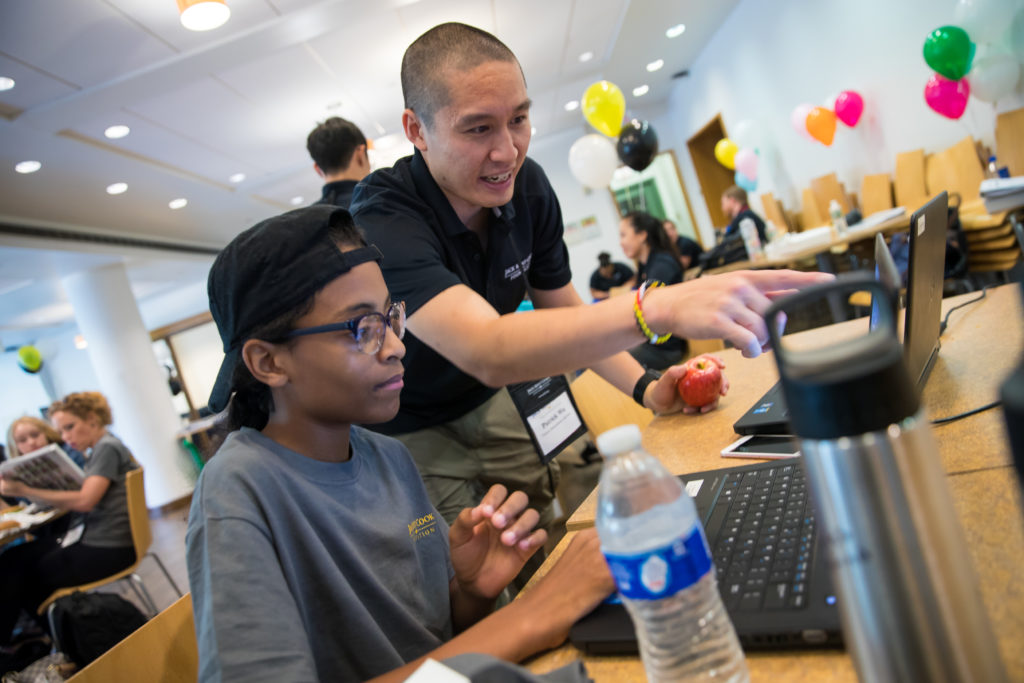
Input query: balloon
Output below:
<box><xmin>734</xmin><ymin>147</ymin><xmax>759</xmax><ymax>181</ymax></box>
<box><xmin>17</xmin><ymin>345</ymin><xmax>42</xmax><ymax>374</ymax></box>
<box><xmin>714</xmin><ymin>138</ymin><xmax>739</xmax><ymax>169</ymax></box>
<box><xmin>923</xmin><ymin>26</ymin><xmax>975</xmax><ymax>81</ymax></box>
<box><xmin>731</xmin><ymin>119</ymin><xmax>762</xmax><ymax>150</ymax></box>
<box><xmin>968</xmin><ymin>51</ymin><xmax>1021</xmax><ymax>102</ymax></box>
<box><xmin>924</xmin><ymin>74</ymin><xmax>970</xmax><ymax>119</ymax></box>
<box><xmin>734</xmin><ymin>170</ymin><xmax>757</xmax><ymax>192</ymax></box>
<box><xmin>954</xmin><ymin>0</ymin><xmax>1016</xmax><ymax>44</ymax></box>
<box><xmin>568</xmin><ymin>134</ymin><xmax>619</xmax><ymax>187</ymax></box>
<box><xmin>805</xmin><ymin>107</ymin><xmax>837</xmax><ymax>146</ymax></box>
<box><xmin>790</xmin><ymin>103</ymin><xmax>815</xmax><ymax>140</ymax></box>
<box><xmin>616</xmin><ymin>119</ymin><xmax>658</xmax><ymax>171</ymax></box>
<box><xmin>834</xmin><ymin>90</ymin><xmax>864</xmax><ymax>127</ymax></box>
<box><xmin>581</xmin><ymin>81</ymin><xmax>625</xmax><ymax>138</ymax></box>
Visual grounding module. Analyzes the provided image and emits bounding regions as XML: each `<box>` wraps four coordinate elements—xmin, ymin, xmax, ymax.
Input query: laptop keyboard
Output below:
<box><xmin>704</xmin><ymin>463</ymin><xmax>815</xmax><ymax>612</ymax></box>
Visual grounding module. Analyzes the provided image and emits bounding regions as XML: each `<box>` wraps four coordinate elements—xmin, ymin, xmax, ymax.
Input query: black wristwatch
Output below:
<box><xmin>632</xmin><ymin>368</ymin><xmax>662</xmax><ymax>407</ymax></box>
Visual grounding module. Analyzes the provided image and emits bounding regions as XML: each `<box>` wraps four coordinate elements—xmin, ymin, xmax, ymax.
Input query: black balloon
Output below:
<box><xmin>616</xmin><ymin>119</ymin><xmax>658</xmax><ymax>171</ymax></box>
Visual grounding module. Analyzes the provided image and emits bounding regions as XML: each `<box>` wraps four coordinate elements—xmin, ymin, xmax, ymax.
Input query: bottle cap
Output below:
<box><xmin>596</xmin><ymin>424</ymin><xmax>642</xmax><ymax>457</ymax></box>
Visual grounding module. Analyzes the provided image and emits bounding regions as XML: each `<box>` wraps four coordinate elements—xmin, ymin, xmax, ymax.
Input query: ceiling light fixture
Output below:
<box><xmin>578</xmin><ymin>51</ymin><xmax>594</xmax><ymax>63</ymax></box>
<box><xmin>633</xmin><ymin>85</ymin><xmax>650</xmax><ymax>97</ymax></box>
<box><xmin>564</xmin><ymin>100</ymin><xmax>579</xmax><ymax>112</ymax></box>
<box><xmin>229</xmin><ymin>173</ymin><xmax>245</xmax><ymax>183</ymax></box>
<box><xmin>290</xmin><ymin>196</ymin><xmax>304</xmax><ymax>206</ymax></box>
<box><xmin>0</xmin><ymin>77</ymin><xmax>14</xmax><ymax>91</ymax></box>
<box><xmin>104</xmin><ymin>125</ymin><xmax>130</xmax><ymax>139</ymax></box>
<box><xmin>106</xmin><ymin>182</ymin><xmax>128</xmax><ymax>195</ymax></box>
<box><xmin>177</xmin><ymin>0</ymin><xmax>231</xmax><ymax>32</ymax></box>
<box><xmin>646</xmin><ymin>59</ymin><xmax>664</xmax><ymax>72</ymax></box>
<box><xmin>666</xmin><ymin>24</ymin><xmax>686</xmax><ymax>38</ymax></box>
<box><xmin>169</xmin><ymin>198</ymin><xmax>188</xmax><ymax>210</ymax></box>
<box><xmin>15</xmin><ymin>160</ymin><xmax>41</xmax><ymax>174</ymax></box>
<box><xmin>74</xmin><ymin>334</ymin><xmax>88</xmax><ymax>350</ymax></box>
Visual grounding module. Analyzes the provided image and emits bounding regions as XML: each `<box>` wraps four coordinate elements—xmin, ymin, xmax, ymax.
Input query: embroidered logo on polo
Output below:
<box><xmin>408</xmin><ymin>513</ymin><xmax>439</xmax><ymax>540</ymax></box>
<box><xmin>503</xmin><ymin>254</ymin><xmax>532</xmax><ymax>281</ymax></box>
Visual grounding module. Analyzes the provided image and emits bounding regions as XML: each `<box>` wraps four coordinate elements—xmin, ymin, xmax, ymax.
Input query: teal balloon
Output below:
<box><xmin>923</xmin><ymin>25</ymin><xmax>975</xmax><ymax>81</ymax></box>
<box><xmin>734</xmin><ymin>171</ymin><xmax>757</xmax><ymax>192</ymax></box>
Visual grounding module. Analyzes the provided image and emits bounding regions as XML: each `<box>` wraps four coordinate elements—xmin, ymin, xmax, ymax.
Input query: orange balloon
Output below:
<box><xmin>805</xmin><ymin>107</ymin><xmax>837</xmax><ymax>146</ymax></box>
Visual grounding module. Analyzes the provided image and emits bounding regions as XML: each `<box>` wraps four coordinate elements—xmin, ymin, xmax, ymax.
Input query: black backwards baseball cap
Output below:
<box><xmin>206</xmin><ymin>205</ymin><xmax>382</xmax><ymax>414</ymax></box>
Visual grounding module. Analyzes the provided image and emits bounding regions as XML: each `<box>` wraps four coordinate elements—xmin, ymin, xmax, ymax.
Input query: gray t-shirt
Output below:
<box><xmin>187</xmin><ymin>426</ymin><xmax>454</xmax><ymax>683</ymax></box>
<box><xmin>81</xmin><ymin>432</ymin><xmax>138</xmax><ymax>548</ymax></box>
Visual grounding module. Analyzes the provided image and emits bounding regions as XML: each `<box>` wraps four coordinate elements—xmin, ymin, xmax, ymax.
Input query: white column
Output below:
<box><xmin>61</xmin><ymin>262</ymin><xmax>195</xmax><ymax>507</ymax></box>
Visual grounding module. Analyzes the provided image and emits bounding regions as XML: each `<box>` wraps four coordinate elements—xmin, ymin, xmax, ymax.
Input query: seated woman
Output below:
<box><xmin>6</xmin><ymin>416</ymin><xmax>87</xmax><ymax>467</ymax></box>
<box><xmin>187</xmin><ymin>206</ymin><xmax>614</xmax><ymax>682</ymax></box>
<box><xmin>0</xmin><ymin>392</ymin><xmax>139</xmax><ymax>647</ymax></box>
<box><xmin>619</xmin><ymin>211</ymin><xmax>689</xmax><ymax>370</ymax></box>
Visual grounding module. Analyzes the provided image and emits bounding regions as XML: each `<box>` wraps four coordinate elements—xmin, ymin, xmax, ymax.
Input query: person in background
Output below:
<box><xmin>588</xmin><ymin>251</ymin><xmax>634</xmax><ymax>301</ymax></box>
<box><xmin>662</xmin><ymin>218</ymin><xmax>704</xmax><ymax>270</ymax></box>
<box><xmin>0</xmin><ymin>392</ymin><xmax>139</xmax><ymax>659</ymax></box>
<box><xmin>6</xmin><ymin>416</ymin><xmax>86</xmax><ymax>468</ymax></box>
<box><xmin>720</xmin><ymin>185</ymin><xmax>767</xmax><ymax>247</ymax></box>
<box><xmin>188</xmin><ymin>205</ymin><xmax>613</xmax><ymax>682</ymax></box>
<box><xmin>619</xmin><ymin>211</ymin><xmax>689</xmax><ymax>370</ymax></box>
<box><xmin>307</xmin><ymin>116</ymin><xmax>372</xmax><ymax>209</ymax></box>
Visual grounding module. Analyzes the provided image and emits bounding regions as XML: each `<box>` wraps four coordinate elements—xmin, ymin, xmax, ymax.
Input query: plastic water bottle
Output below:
<box><xmin>829</xmin><ymin>199</ymin><xmax>848</xmax><ymax>237</ymax></box>
<box><xmin>738</xmin><ymin>217</ymin><xmax>764</xmax><ymax>261</ymax></box>
<box><xmin>595</xmin><ymin>425</ymin><xmax>748</xmax><ymax>683</ymax></box>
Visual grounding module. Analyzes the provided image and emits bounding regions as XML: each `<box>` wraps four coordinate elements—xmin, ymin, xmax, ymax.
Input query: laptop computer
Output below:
<box><xmin>568</xmin><ymin>458</ymin><xmax>842</xmax><ymax>653</ymax></box>
<box><xmin>732</xmin><ymin>192</ymin><xmax>948</xmax><ymax>436</ymax></box>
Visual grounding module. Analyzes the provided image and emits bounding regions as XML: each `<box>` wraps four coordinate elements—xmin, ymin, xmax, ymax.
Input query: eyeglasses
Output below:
<box><xmin>281</xmin><ymin>301</ymin><xmax>405</xmax><ymax>355</ymax></box>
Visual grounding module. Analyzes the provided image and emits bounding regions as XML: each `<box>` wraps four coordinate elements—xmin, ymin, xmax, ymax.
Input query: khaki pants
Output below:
<box><xmin>394</xmin><ymin>388</ymin><xmax>561</xmax><ymax>589</ymax></box>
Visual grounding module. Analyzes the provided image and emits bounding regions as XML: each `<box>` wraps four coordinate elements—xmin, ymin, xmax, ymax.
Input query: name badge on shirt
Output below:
<box><xmin>507</xmin><ymin>375</ymin><xmax>587</xmax><ymax>464</ymax></box>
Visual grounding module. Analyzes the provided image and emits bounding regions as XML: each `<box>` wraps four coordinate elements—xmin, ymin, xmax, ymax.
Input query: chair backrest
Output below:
<box><xmin>67</xmin><ymin>593</ymin><xmax>198</xmax><ymax>683</ymax></box>
<box><xmin>570</xmin><ymin>370</ymin><xmax>654</xmax><ymax>440</ymax></box>
<box><xmin>125</xmin><ymin>468</ymin><xmax>152</xmax><ymax>559</ymax></box>
<box><xmin>759</xmin><ymin>192</ymin><xmax>790</xmax><ymax>234</ymax></box>
<box><xmin>995</xmin><ymin>106</ymin><xmax>1024</xmax><ymax>177</ymax></box>
<box><xmin>810</xmin><ymin>173</ymin><xmax>851</xmax><ymax>217</ymax></box>
<box><xmin>925</xmin><ymin>136</ymin><xmax>986</xmax><ymax>204</ymax></box>
<box><xmin>860</xmin><ymin>173</ymin><xmax>894</xmax><ymax>216</ymax></box>
<box><xmin>801</xmin><ymin>187</ymin><xmax>826</xmax><ymax>229</ymax></box>
<box><xmin>895</xmin><ymin>149</ymin><xmax>929</xmax><ymax>210</ymax></box>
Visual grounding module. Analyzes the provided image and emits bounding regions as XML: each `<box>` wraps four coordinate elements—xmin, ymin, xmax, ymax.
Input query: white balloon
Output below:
<box><xmin>1011</xmin><ymin>9</ymin><xmax>1024</xmax><ymax>64</ymax></box>
<box><xmin>968</xmin><ymin>51</ymin><xmax>1021</xmax><ymax>102</ymax></box>
<box><xmin>954</xmin><ymin>0</ymin><xmax>1016</xmax><ymax>44</ymax></box>
<box><xmin>568</xmin><ymin>134</ymin><xmax>619</xmax><ymax>188</ymax></box>
<box><xmin>732</xmin><ymin>119</ymin><xmax>762</xmax><ymax>150</ymax></box>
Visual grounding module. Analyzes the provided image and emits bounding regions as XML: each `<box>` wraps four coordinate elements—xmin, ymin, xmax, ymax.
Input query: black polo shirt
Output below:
<box><xmin>316</xmin><ymin>180</ymin><xmax>359</xmax><ymax>209</ymax></box>
<box><xmin>589</xmin><ymin>262</ymin><xmax>634</xmax><ymax>292</ymax></box>
<box><xmin>350</xmin><ymin>150</ymin><xmax>572</xmax><ymax>435</ymax></box>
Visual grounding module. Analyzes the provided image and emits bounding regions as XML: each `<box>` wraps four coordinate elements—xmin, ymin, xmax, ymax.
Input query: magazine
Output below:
<box><xmin>0</xmin><ymin>443</ymin><xmax>85</xmax><ymax>491</ymax></box>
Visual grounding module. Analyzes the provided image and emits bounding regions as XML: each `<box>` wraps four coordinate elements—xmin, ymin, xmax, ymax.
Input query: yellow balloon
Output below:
<box><xmin>582</xmin><ymin>81</ymin><xmax>625</xmax><ymax>138</ymax></box>
<box><xmin>714</xmin><ymin>138</ymin><xmax>739</xmax><ymax>170</ymax></box>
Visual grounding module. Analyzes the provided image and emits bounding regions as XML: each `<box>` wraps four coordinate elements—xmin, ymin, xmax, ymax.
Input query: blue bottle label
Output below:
<box><xmin>602</xmin><ymin>527</ymin><xmax>712</xmax><ymax>600</ymax></box>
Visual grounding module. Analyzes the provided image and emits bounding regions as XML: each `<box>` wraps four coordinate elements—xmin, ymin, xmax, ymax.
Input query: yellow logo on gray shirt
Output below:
<box><xmin>408</xmin><ymin>513</ymin><xmax>438</xmax><ymax>540</ymax></box>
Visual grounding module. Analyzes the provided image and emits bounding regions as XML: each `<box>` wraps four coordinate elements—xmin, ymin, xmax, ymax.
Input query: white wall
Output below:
<box><xmin>665</xmin><ymin>0</ymin><xmax>1024</xmax><ymax>245</ymax></box>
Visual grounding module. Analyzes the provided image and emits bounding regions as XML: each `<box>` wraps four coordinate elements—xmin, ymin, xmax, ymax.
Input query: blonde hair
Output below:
<box><xmin>6</xmin><ymin>416</ymin><xmax>61</xmax><ymax>459</ymax></box>
<box><xmin>49</xmin><ymin>391</ymin><xmax>113</xmax><ymax>427</ymax></box>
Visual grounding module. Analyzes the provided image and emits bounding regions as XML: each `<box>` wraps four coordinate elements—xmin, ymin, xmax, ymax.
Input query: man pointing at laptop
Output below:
<box><xmin>350</xmin><ymin>22</ymin><xmax>831</xmax><ymax>575</ymax></box>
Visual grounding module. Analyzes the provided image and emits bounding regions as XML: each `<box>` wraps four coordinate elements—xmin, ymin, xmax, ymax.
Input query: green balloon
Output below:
<box><xmin>923</xmin><ymin>25</ymin><xmax>975</xmax><ymax>81</ymax></box>
<box><xmin>17</xmin><ymin>345</ymin><xmax>42</xmax><ymax>373</ymax></box>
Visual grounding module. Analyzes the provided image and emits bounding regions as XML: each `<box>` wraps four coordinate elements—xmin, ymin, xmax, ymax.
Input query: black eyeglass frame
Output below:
<box><xmin>279</xmin><ymin>301</ymin><xmax>406</xmax><ymax>354</ymax></box>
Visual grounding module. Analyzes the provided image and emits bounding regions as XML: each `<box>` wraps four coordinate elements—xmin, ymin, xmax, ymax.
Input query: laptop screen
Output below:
<box><xmin>903</xmin><ymin>192</ymin><xmax>947</xmax><ymax>387</ymax></box>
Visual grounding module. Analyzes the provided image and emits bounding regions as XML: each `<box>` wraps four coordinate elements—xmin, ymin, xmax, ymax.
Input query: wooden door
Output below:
<box><xmin>686</xmin><ymin>114</ymin><xmax>735</xmax><ymax>230</ymax></box>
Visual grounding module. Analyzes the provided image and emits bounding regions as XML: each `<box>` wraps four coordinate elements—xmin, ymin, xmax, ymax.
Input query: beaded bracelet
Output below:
<box><xmin>634</xmin><ymin>280</ymin><xmax>672</xmax><ymax>345</ymax></box>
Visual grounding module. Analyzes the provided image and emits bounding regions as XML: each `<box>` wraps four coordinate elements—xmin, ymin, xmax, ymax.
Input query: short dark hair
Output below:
<box><xmin>401</xmin><ymin>22</ymin><xmax>522</xmax><ymax>129</ymax></box>
<box><xmin>722</xmin><ymin>185</ymin><xmax>748</xmax><ymax>205</ymax></box>
<box><xmin>623</xmin><ymin>211</ymin><xmax>680</xmax><ymax>260</ymax></box>
<box><xmin>306</xmin><ymin>117</ymin><xmax>367</xmax><ymax>175</ymax></box>
<box><xmin>598</xmin><ymin>252</ymin><xmax>611</xmax><ymax>267</ymax></box>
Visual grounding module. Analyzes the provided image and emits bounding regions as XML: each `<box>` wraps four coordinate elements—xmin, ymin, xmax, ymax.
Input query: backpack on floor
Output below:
<box><xmin>48</xmin><ymin>592</ymin><xmax>148</xmax><ymax>667</ymax></box>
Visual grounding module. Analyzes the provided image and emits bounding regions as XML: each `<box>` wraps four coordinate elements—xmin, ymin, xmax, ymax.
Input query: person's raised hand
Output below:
<box><xmin>644</xmin><ymin>270</ymin><xmax>833</xmax><ymax>358</ymax></box>
<box><xmin>449</xmin><ymin>484</ymin><xmax>547</xmax><ymax>600</ymax></box>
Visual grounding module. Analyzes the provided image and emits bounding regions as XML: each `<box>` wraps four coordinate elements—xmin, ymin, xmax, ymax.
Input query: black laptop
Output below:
<box><xmin>732</xmin><ymin>192</ymin><xmax>948</xmax><ymax>436</ymax></box>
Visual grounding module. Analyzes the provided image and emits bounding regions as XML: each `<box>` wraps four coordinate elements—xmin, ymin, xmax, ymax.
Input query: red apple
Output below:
<box><xmin>677</xmin><ymin>357</ymin><xmax>724</xmax><ymax>408</ymax></box>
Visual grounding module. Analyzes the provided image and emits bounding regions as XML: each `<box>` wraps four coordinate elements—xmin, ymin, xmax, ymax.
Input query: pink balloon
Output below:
<box><xmin>734</xmin><ymin>147</ymin><xmax>759</xmax><ymax>181</ymax></box>
<box><xmin>834</xmin><ymin>90</ymin><xmax>864</xmax><ymax>127</ymax></box>
<box><xmin>791</xmin><ymin>103</ymin><xmax>814</xmax><ymax>140</ymax></box>
<box><xmin>924</xmin><ymin>74</ymin><xmax>970</xmax><ymax>119</ymax></box>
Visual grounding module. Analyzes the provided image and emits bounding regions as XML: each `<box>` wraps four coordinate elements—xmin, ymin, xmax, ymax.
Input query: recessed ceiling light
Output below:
<box><xmin>633</xmin><ymin>85</ymin><xmax>650</xmax><ymax>97</ymax></box>
<box><xmin>169</xmin><ymin>198</ymin><xmax>188</xmax><ymax>210</ymax></box>
<box><xmin>229</xmin><ymin>173</ymin><xmax>246</xmax><ymax>183</ymax></box>
<box><xmin>646</xmin><ymin>59</ymin><xmax>665</xmax><ymax>72</ymax></box>
<box><xmin>666</xmin><ymin>24</ymin><xmax>686</xmax><ymax>38</ymax></box>
<box><xmin>578</xmin><ymin>51</ymin><xmax>594</xmax><ymax>63</ymax></box>
<box><xmin>290</xmin><ymin>196</ymin><xmax>304</xmax><ymax>206</ymax></box>
<box><xmin>74</xmin><ymin>334</ymin><xmax>88</xmax><ymax>350</ymax></box>
<box><xmin>564</xmin><ymin>100</ymin><xmax>580</xmax><ymax>112</ymax></box>
<box><xmin>104</xmin><ymin>125</ymin><xmax>130</xmax><ymax>139</ymax></box>
<box><xmin>0</xmin><ymin>77</ymin><xmax>14</xmax><ymax>91</ymax></box>
<box><xmin>106</xmin><ymin>182</ymin><xmax>128</xmax><ymax>195</ymax></box>
<box><xmin>179</xmin><ymin>0</ymin><xmax>231</xmax><ymax>31</ymax></box>
<box><xmin>15</xmin><ymin>160</ymin><xmax>41</xmax><ymax>174</ymax></box>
